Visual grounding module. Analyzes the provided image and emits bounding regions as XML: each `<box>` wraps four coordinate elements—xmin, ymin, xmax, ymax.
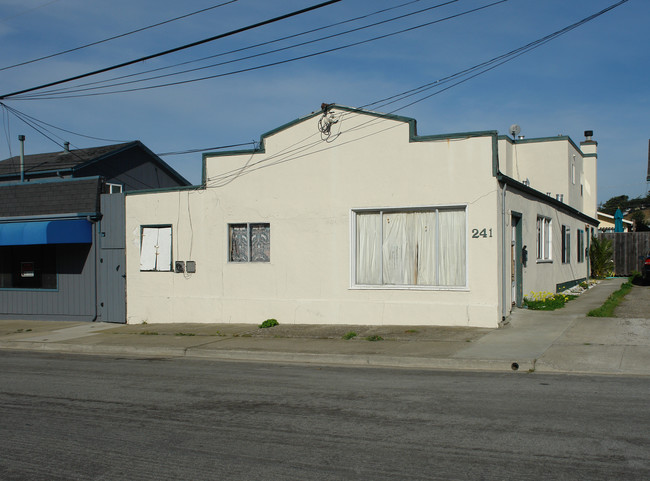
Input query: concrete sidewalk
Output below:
<box><xmin>1</xmin><ymin>278</ymin><xmax>648</xmax><ymax>375</ymax></box>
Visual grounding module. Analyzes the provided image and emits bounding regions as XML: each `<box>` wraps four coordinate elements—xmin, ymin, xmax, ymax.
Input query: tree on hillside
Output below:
<box><xmin>599</xmin><ymin>195</ymin><xmax>629</xmax><ymax>215</ymax></box>
<box><xmin>630</xmin><ymin>210</ymin><xmax>650</xmax><ymax>231</ymax></box>
<box><xmin>599</xmin><ymin>193</ymin><xmax>650</xmax><ymax>215</ymax></box>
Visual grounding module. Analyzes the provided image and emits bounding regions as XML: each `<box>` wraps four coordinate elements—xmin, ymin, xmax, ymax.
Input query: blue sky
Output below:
<box><xmin>0</xmin><ymin>0</ymin><xmax>647</xmax><ymax>203</ymax></box>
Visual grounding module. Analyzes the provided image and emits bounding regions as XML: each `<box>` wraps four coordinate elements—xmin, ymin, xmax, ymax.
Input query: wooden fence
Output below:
<box><xmin>600</xmin><ymin>232</ymin><xmax>650</xmax><ymax>276</ymax></box>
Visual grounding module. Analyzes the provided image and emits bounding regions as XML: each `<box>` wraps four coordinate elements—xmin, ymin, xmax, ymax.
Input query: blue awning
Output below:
<box><xmin>0</xmin><ymin>219</ymin><xmax>92</xmax><ymax>246</ymax></box>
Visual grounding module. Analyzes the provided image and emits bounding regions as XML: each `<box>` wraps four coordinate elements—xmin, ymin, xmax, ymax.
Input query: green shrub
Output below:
<box><xmin>259</xmin><ymin>318</ymin><xmax>279</xmax><ymax>329</ymax></box>
<box><xmin>589</xmin><ymin>236</ymin><xmax>614</xmax><ymax>278</ymax></box>
<box><xmin>342</xmin><ymin>331</ymin><xmax>358</xmax><ymax>340</ymax></box>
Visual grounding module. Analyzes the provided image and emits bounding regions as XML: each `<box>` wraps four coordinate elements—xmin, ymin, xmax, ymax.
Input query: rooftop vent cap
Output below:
<box><xmin>63</xmin><ymin>142</ymin><xmax>70</xmax><ymax>152</ymax></box>
<box><xmin>584</xmin><ymin>130</ymin><xmax>593</xmax><ymax>141</ymax></box>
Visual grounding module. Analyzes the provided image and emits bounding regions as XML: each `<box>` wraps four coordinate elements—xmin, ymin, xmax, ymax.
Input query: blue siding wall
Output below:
<box><xmin>0</xmin><ymin>241</ymin><xmax>97</xmax><ymax>321</ymax></box>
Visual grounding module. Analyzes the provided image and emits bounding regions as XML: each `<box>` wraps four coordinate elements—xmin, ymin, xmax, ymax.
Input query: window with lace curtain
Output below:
<box><xmin>353</xmin><ymin>207</ymin><xmax>466</xmax><ymax>288</ymax></box>
<box><xmin>229</xmin><ymin>223</ymin><xmax>270</xmax><ymax>262</ymax></box>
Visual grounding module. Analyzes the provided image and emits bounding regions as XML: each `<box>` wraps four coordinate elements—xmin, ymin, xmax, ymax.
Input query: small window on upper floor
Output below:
<box><xmin>106</xmin><ymin>183</ymin><xmax>123</xmax><ymax>194</ymax></box>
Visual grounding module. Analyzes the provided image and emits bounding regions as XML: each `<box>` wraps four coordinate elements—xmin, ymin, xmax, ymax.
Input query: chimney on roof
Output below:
<box><xmin>18</xmin><ymin>134</ymin><xmax>25</xmax><ymax>183</ymax></box>
<box><xmin>584</xmin><ymin>130</ymin><xmax>593</xmax><ymax>142</ymax></box>
<box><xmin>63</xmin><ymin>141</ymin><xmax>70</xmax><ymax>152</ymax></box>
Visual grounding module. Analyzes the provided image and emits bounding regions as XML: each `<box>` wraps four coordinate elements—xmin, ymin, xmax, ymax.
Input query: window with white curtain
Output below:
<box><xmin>354</xmin><ymin>207</ymin><xmax>466</xmax><ymax>287</ymax></box>
<box><xmin>536</xmin><ymin>216</ymin><xmax>551</xmax><ymax>261</ymax></box>
<box><xmin>140</xmin><ymin>226</ymin><xmax>172</xmax><ymax>271</ymax></box>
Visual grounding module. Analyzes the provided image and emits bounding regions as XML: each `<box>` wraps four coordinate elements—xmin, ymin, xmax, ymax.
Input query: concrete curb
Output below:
<box><xmin>0</xmin><ymin>340</ymin><xmax>536</xmax><ymax>373</ymax></box>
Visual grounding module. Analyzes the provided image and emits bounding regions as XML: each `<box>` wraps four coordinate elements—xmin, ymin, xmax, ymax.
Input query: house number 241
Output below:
<box><xmin>472</xmin><ymin>228</ymin><xmax>493</xmax><ymax>238</ymax></box>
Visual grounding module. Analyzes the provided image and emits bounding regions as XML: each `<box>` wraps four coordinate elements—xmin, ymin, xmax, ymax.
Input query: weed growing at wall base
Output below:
<box><xmin>259</xmin><ymin>319</ymin><xmax>279</xmax><ymax>329</ymax></box>
<box><xmin>524</xmin><ymin>291</ymin><xmax>576</xmax><ymax>310</ymax></box>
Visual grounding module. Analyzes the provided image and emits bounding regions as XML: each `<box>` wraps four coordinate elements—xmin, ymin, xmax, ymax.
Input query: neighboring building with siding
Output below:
<box><xmin>0</xmin><ymin>141</ymin><xmax>190</xmax><ymax>322</ymax></box>
<box><xmin>124</xmin><ymin>105</ymin><xmax>598</xmax><ymax>328</ymax></box>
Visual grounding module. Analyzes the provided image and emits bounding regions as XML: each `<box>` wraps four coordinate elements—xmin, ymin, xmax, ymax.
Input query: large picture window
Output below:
<box><xmin>354</xmin><ymin>207</ymin><xmax>466</xmax><ymax>287</ymax></box>
<box><xmin>536</xmin><ymin>216</ymin><xmax>551</xmax><ymax>261</ymax></box>
<box><xmin>229</xmin><ymin>223</ymin><xmax>270</xmax><ymax>262</ymax></box>
<box><xmin>140</xmin><ymin>225</ymin><xmax>172</xmax><ymax>271</ymax></box>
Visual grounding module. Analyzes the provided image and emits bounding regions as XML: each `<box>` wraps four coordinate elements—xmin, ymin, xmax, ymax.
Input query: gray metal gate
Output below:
<box><xmin>97</xmin><ymin>193</ymin><xmax>126</xmax><ymax>323</ymax></box>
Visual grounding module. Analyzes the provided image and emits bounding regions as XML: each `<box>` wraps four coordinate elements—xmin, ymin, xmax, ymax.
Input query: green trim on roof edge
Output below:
<box><xmin>496</xmin><ymin>172</ymin><xmax>597</xmax><ymax>225</ymax></box>
<box><xmin>201</xmin><ymin>104</ymin><xmax>499</xmax><ymax>181</ymax></box>
<box><xmin>125</xmin><ymin>184</ymin><xmax>204</xmax><ymax>196</ymax></box>
<box><xmin>498</xmin><ymin>134</ymin><xmax>583</xmax><ymax>154</ymax></box>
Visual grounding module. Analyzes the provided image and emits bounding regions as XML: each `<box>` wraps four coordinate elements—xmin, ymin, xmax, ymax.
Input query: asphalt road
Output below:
<box><xmin>1</xmin><ymin>351</ymin><xmax>649</xmax><ymax>480</ymax></box>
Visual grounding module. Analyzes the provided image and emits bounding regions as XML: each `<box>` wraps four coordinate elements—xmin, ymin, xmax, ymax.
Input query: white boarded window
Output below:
<box><xmin>140</xmin><ymin>226</ymin><xmax>172</xmax><ymax>271</ymax></box>
<box><xmin>354</xmin><ymin>207</ymin><xmax>466</xmax><ymax>287</ymax></box>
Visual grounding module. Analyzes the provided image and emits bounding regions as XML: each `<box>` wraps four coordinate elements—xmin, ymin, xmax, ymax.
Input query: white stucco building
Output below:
<box><xmin>125</xmin><ymin>105</ymin><xmax>598</xmax><ymax>328</ymax></box>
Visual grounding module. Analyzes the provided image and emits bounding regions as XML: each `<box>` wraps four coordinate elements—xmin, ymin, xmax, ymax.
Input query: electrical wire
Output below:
<box><xmin>0</xmin><ymin>0</ymin><xmax>342</xmax><ymax>100</ymax></box>
<box><xmin>0</xmin><ymin>0</ymin><xmax>60</xmax><ymax>23</ymax></box>
<box><xmin>0</xmin><ymin>1</ymin><xmax>238</xmax><ymax>72</ymax></box>
<box><xmin>204</xmin><ymin>0</ymin><xmax>631</xmax><ymax>188</ymax></box>
<box><xmin>158</xmin><ymin>142</ymin><xmax>257</xmax><ymax>156</ymax></box>
<box><xmin>0</xmin><ymin>102</ymin><xmax>129</xmax><ymax>143</ymax></box>
<box><xmin>10</xmin><ymin>0</ymin><xmax>509</xmax><ymax>100</ymax></box>
<box><xmin>23</xmin><ymin>0</ymin><xmax>449</xmax><ymax>95</ymax></box>
<box><xmin>0</xmin><ymin>103</ymin><xmax>161</xmax><ymax>189</ymax></box>
<box><xmin>25</xmin><ymin>0</ymin><xmax>460</xmax><ymax>97</ymax></box>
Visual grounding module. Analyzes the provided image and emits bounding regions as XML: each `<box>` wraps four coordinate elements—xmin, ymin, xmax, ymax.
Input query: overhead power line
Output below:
<box><xmin>0</xmin><ymin>1</ymin><xmax>238</xmax><ymax>72</ymax></box>
<box><xmin>158</xmin><ymin>143</ymin><xmax>257</xmax><ymax>156</ymax></box>
<box><xmin>11</xmin><ymin>0</ymin><xmax>510</xmax><ymax>100</ymax></box>
<box><xmin>21</xmin><ymin>0</ymin><xmax>461</xmax><ymax>98</ymax></box>
<box><xmin>25</xmin><ymin>0</ymin><xmax>438</xmax><ymax>96</ymax></box>
<box><xmin>0</xmin><ymin>0</ymin><xmax>342</xmax><ymax>100</ymax></box>
<box><xmin>204</xmin><ymin>0</ymin><xmax>631</xmax><ymax>188</ymax></box>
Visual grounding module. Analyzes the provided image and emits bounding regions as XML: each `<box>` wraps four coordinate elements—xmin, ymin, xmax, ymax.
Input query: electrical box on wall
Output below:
<box><xmin>175</xmin><ymin>261</ymin><xmax>185</xmax><ymax>273</ymax></box>
<box><xmin>186</xmin><ymin>261</ymin><xmax>196</xmax><ymax>273</ymax></box>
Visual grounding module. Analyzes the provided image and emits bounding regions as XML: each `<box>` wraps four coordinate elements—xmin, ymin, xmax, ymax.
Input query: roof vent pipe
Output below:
<box><xmin>18</xmin><ymin>134</ymin><xmax>25</xmax><ymax>182</ymax></box>
<box><xmin>64</xmin><ymin>141</ymin><xmax>70</xmax><ymax>152</ymax></box>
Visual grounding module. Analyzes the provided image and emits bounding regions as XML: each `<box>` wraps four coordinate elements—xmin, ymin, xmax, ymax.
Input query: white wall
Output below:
<box><xmin>504</xmin><ymin>189</ymin><xmax>592</xmax><ymax>304</ymax></box>
<box><xmin>126</xmin><ymin>109</ymin><xmax>503</xmax><ymax>327</ymax></box>
<box><xmin>498</xmin><ymin>138</ymin><xmax>589</xmax><ymax>214</ymax></box>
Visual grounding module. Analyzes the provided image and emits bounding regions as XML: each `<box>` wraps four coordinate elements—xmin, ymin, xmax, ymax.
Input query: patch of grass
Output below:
<box><xmin>175</xmin><ymin>332</ymin><xmax>196</xmax><ymax>336</ymax></box>
<box><xmin>404</xmin><ymin>329</ymin><xmax>419</xmax><ymax>334</ymax></box>
<box><xmin>365</xmin><ymin>335</ymin><xmax>384</xmax><ymax>342</ymax></box>
<box><xmin>588</xmin><ymin>280</ymin><xmax>633</xmax><ymax>317</ymax></box>
<box><xmin>141</xmin><ymin>321</ymin><xmax>148</xmax><ymax>325</ymax></box>
<box><xmin>213</xmin><ymin>331</ymin><xmax>226</xmax><ymax>337</ymax></box>
<box><xmin>140</xmin><ymin>331</ymin><xmax>158</xmax><ymax>335</ymax></box>
<box><xmin>259</xmin><ymin>318</ymin><xmax>279</xmax><ymax>329</ymax></box>
<box><xmin>15</xmin><ymin>328</ymin><xmax>32</xmax><ymax>333</ymax></box>
<box><xmin>342</xmin><ymin>331</ymin><xmax>357</xmax><ymax>340</ymax></box>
